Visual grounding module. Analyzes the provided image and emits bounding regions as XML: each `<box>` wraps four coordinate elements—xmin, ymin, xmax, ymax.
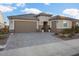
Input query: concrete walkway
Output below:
<box><xmin>0</xmin><ymin>39</ymin><xmax>79</xmax><ymax>56</ymax></box>
<box><xmin>4</xmin><ymin>33</ymin><xmax>63</xmax><ymax>50</ymax></box>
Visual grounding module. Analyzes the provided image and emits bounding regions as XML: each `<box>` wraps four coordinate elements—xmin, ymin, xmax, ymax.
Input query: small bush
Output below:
<box><xmin>0</xmin><ymin>26</ymin><xmax>9</xmax><ymax>39</ymax></box>
<box><xmin>75</xmin><ymin>26</ymin><xmax>79</xmax><ymax>33</ymax></box>
<box><xmin>0</xmin><ymin>26</ymin><xmax>9</xmax><ymax>34</ymax></box>
<box><xmin>59</xmin><ymin>28</ymin><xmax>74</xmax><ymax>37</ymax></box>
<box><xmin>1</xmin><ymin>26</ymin><xmax>9</xmax><ymax>34</ymax></box>
<box><xmin>61</xmin><ymin>28</ymin><xmax>73</xmax><ymax>34</ymax></box>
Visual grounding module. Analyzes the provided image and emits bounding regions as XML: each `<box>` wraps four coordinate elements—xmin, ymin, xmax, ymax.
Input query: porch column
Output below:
<box><xmin>72</xmin><ymin>21</ymin><xmax>76</xmax><ymax>29</ymax></box>
<box><xmin>9</xmin><ymin>20</ymin><xmax>14</xmax><ymax>33</ymax></box>
<box><xmin>72</xmin><ymin>21</ymin><xmax>76</xmax><ymax>34</ymax></box>
<box><xmin>37</xmin><ymin>21</ymin><xmax>39</xmax><ymax>30</ymax></box>
<box><xmin>50</xmin><ymin>21</ymin><xmax>52</xmax><ymax>28</ymax></box>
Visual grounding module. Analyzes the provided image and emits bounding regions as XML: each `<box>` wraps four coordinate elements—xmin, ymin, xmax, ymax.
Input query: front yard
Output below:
<box><xmin>55</xmin><ymin>26</ymin><xmax>79</xmax><ymax>40</ymax></box>
<box><xmin>0</xmin><ymin>26</ymin><xmax>9</xmax><ymax>50</ymax></box>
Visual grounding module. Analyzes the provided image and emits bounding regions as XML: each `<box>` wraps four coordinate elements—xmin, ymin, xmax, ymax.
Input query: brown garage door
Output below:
<box><xmin>14</xmin><ymin>21</ymin><xmax>37</xmax><ymax>32</ymax></box>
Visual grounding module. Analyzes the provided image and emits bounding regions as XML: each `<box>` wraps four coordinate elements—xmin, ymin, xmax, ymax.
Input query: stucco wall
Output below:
<box><xmin>76</xmin><ymin>21</ymin><xmax>79</xmax><ymax>26</ymax></box>
<box><xmin>9</xmin><ymin>20</ymin><xmax>14</xmax><ymax>30</ymax></box>
<box><xmin>37</xmin><ymin>16</ymin><xmax>51</xmax><ymax>25</ymax></box>
<box><xmin>9</xmin><ymin>16</ymin><xmax>52</xmax><ymax>31</ymax></box>
<box><xmin>56</xmin><ymin>20</ymin><xmax>72</xmax><ymax>29</ymax></box>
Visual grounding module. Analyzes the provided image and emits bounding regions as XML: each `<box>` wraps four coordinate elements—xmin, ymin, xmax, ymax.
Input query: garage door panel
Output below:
<box><xmin>14</xmin><ymin>21</ymin><xmax>37</xmax><ymax>32</ymax></box>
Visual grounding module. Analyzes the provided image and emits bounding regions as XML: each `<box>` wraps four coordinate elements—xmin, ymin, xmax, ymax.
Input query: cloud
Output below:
<box><xmin>75</xmin><ymin>15</ymin><xmax>79</xmax><ymax>19</ymax></box>
<box><xmin>63</xmin><ymin>8</ymin><xmax>79</xmax><ymax>16</ymax></box>
<box><xmin>22</xmin><ymin>8</ymin><xmax>42</xmax><ymax>14</ymax></box>
<box><xmin>43</xmin><ymin>3</ymin><xmax>50</xmax><ymax>5</ymax></box>
<box><xmin>0</xmin><ymin>0</ymin><xmax>78</xmax><ymax>3</ymax></box>
<box><xmin>16</xmin><ymin>3</ymin><xmax>26</xmax><ymax>7</ymax></box>
<box><xmin>0</xmin><ymin>5</ymin><xmax>16</xmax><ymax>12</ymax></box>
<box><xmin>63</xmin><ymin>8</ymin><xmax>79</xmax><ymax>19</ymax></box>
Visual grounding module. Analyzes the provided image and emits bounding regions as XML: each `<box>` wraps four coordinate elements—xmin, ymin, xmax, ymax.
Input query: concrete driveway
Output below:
<box><xmin>5</xmin><ymin>32</ymin><xmax>63</xmax><ymax>50</ymax></box>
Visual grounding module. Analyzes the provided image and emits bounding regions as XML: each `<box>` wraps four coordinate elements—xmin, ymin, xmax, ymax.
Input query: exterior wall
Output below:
<box><xmin>49</xmin><ymin>21</ymin><xmax>52</xmax><ymax>28</ymax></box>
<box><xmin>9</xmin><ymin>18</ymin><xmax>75</xmax><ymax>33</ymax></box>
<box><xmin>51</xmin><ymin>20</ymin><xmax>73</xmax><ymax>33</ymax></box>
<box><xmin>76</xmin><ymin>21</ymin><xmax>79</xmax><ymax>26</ymax></box>
<box><xmin>37</xmin><ymin>16</ymin><xmax>51</xmax><ymax>31</ymax></box>
<box><xmin>9</xmin><ymin>16</ymin><xmax>76</xmax><ymax>33</ymax></box>
<box><xmin>56</xmin><ymin>20</ymin><xmax>72</xmax><ymax>29</ymax></box>
<box><xmin>9</xmin><ymin>15</ymin><xmax>52</xmax><ymax>32</ymax></box>
<box><xmin>38</xmin><ymin>16</ymin><xmax>51</xmax><ymax>21</ymax></box>
<box><xmin>39</xmin><ymin>25</ymin><xmax>43</xmax><ymax>31</ymax></box>
<box><xmin>37</xmin><ymin>21</ymin><xmax>39</xmax><ymax>30</ymax></box>
<box><xmin>37</xmin><ymin>16</ymin><xmax>51</xmax><ymax>25</ymax></box>
<box><xmin>51</xmin><ymin>21</ymin><xmax>57</xmax><ymax>32</ymax></box>
<box><xmin>9</xmin><ymin>20</ymin><xmax>14</xmax><ymax>32</ymax></box>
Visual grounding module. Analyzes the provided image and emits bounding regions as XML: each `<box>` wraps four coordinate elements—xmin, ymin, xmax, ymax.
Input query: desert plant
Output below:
<box><xmin>75</xmin><ymin>26</ymin><xmax>79</xmax><ymax>33</ymax></box>
<box><xmin>59</xmin><ymin>28</ymin><xmax>74</xmax><ymax>37</ymax></box>
<box><xmin>62</xmin><ymin>29</ymin><xmax>73</xmax><ymax>34</ymax></box>
<box><xmin>0</xmin><ymin>26</ymin><xmax>9</xmax><ymax>39</ymax></box>
<box><xmin>1</xmin><ymin>26</ymin><xmax>9</xmax><ymax>34</ymax></box>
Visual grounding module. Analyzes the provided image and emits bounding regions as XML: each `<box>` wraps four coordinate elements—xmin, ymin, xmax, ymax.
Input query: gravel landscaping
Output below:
<box><xmin>0</xmin><ymin>33</ymin><xmax>9</xmax><ymax>44</ymax></box>
<box><xmin>56</xmin><ymin>33</ymin><xmax>79</xmax><ymax>40</ymax></box>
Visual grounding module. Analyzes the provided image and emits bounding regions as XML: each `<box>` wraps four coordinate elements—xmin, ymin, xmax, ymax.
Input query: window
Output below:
<box><xmin>76</xmin><ymin>22</ymin><xmax>79</xmax><ymax>26</ymax></box>
<box><xmin>63</xmin><ymin>22</ymin><xmax>67</xmax><ymax>27</ymax></box>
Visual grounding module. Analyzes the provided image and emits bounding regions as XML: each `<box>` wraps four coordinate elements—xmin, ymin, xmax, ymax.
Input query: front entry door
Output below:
<box><xmin>43</xmin><ymin>21</ymin><xmax>48</xmax><ymax>32</ymax></box>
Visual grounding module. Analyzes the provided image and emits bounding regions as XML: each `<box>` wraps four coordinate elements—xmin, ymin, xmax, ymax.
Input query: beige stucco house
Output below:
<box><xmin>0</xmin><ymin>11</ymin><xmax>4</xmax><ymax>29</ymax></box>
<box><xmin>8</xmin><ymin>13</ymin><xmax>79</xmax><ymax>33</ymax></box>
<box><xmin>8</xmin><ymin>13</ymin><xmax>52</xmax><ymax>32</ymax></box>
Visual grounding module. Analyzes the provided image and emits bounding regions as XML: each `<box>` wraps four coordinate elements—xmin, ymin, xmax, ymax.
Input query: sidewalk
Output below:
<box><xmin>0</xmin><ymin>39</ymin><xmax>79</xmax><ymax>56</ymax></box>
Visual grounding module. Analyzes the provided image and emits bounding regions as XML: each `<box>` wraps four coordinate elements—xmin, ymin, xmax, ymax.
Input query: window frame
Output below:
<box><xmin>63</xmin><ymin>22</ymin><xmax>67</xmax><ymax>27</ymax></box>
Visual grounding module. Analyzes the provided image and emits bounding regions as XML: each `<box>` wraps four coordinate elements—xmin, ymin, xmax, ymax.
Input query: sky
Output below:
<box><xmin>0</xmin><ymin>3</ymin><xmax>79</xmax><ymax>25</ymax></box>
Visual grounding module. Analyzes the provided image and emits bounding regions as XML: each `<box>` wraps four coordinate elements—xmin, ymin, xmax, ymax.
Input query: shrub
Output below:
<box><xmin>61</xmin><ymin>28</ymin><xmax>73</xmax><ymax>34</ymax></box>
<box><xmin>0</xmin><ymin>26</ymin><xmax>9</xmax><ymax>39</ymax></box>
<box><xmin>75</xmin><ymin>26</ymin><xmax>79</xmax><ymax>33</ymax></box>
<box><xmin>1</xmin><ymin>26</ymin><xmax>9</xmax><ymax>34</ymax></box>
<box><xmin>59</xmin><ymin>28</ymin><xmax>74</xmax><ymax>37</ymax></box>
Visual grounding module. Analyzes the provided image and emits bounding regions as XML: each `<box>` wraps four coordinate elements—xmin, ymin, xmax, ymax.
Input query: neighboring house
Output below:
<box><xmin>0</xmin><ymin>23</ymin><xmax>4</xmax><ymax>29</ymax></box>
<box><xmin>8</xmin><ymin>13</ymin><xmax>79</xmax><ymax>33</ymax></box>
<box><xmin>0</xmin><ymin>11</ymin><xmax>4</xmax><ymax>30</ymax></box>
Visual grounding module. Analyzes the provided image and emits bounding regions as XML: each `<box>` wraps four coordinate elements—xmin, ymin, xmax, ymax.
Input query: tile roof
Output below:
<box><xmin>8</xmin><ymin>14</ymin><xmax>38</xmax><ymax>20</ymax></box>
<box><xmin>50</xmin><ymin>15</ymin><xmax>78</xmax><ymax>21</ymax></box>
<box><xmin>8</xmin><ymin>13</ymin><xmax>79</xmax><ymax>21</ymax></box>
<box><xmin>36</xmin><ymin>13</ymin><xmax>52</xmax><ymax>16</ymax></box>
<box><xmin>8</xmin><ymin>13</ymin><xmax>52</xmax><ymax>20</ymax></box>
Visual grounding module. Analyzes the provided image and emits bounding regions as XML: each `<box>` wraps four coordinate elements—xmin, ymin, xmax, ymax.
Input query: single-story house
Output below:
<box><xmin>8</xmin><ymin>13</ymin><xmax>79</xmax><ymax>33</ymax></box>
<box><xmin>8</xmin><ymin>13</ymin><xmax>52</xmax><ymax>32</ymax></box>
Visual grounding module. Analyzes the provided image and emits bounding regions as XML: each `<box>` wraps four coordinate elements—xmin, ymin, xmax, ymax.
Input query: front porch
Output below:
<box><xmin>36</xmin><ymin>21</ymin><xmax>52</xmax><ymax>32</ymax></box>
